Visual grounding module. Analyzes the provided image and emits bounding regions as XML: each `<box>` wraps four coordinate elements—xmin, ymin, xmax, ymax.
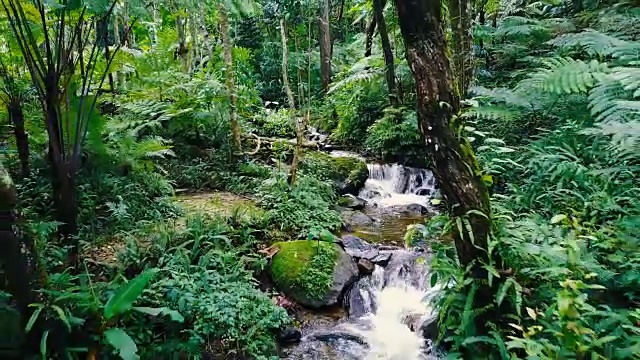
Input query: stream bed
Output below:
<box><xmin>282</xmin><ymin>152</ymin><xmax>443</xmax><ymax>359</ymax></box>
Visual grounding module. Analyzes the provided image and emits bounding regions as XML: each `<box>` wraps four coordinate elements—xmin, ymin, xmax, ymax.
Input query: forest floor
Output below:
<box><xmin>83</xmin><ymin>191</ymin><xmax>260</xmax><ymax>267</ymax></box>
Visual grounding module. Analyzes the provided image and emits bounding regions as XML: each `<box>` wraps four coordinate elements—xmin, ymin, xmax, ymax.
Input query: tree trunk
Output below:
<box><xmin>176</xmin><ymin>15</ymin><xmax>189</xmax><ymax>71</ymax></box>
<box><xmin>318</xmin><ymin>0</ymin><xmax>332</xmax><ymax>94</ymax></box>
<box><xmin>0</xmin><ymin>159</ymin><xmax>35</xmax><ymax>324</ymax></box>
<box><xmin>97</xmin><ymin>16</ymin><xmax>115</xmax><ymax>92</ymax></box>
<box><xmin>8</xmin><ymin>102</ymin><xmax>29</xmax><ymax>178</ymax></box>
<box><xmin>394</xmin><ymin>0</ymin><xmax>501</xmax><ymax>334</ymax></box>
<box><xmin>374</xmin><ymin>0</ymin><xmax>399</xmax><ymax>106</ymax></box>
<box><xmin>219</xmin><ymin>4</ymin><xmax>241</xmax><ymax>152</ymax></box>
<box><xmin>364</xmin><ymin>17</ymin><xmax>376</xmax><ymax>57</ymax></box>
<box><xmin>279</xmin><ymin>18</ymin><xmax>302</xmax><ymax>186</ymax></box>
<box><xmin>280</xmin><ymin>19</ymin><xmax>296</xmax><ymax>110</ymax></box>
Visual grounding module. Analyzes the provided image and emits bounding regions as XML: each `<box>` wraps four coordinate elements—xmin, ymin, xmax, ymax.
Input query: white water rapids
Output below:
<box><xmin>284</xmin><ymin>151</ymin><xmax>442</xmax><ymax>359</ymax></box>
<box><xmin>285</xmin><ymin>250</ymin><xmax>442</xmax><ymax>360</ymax></box>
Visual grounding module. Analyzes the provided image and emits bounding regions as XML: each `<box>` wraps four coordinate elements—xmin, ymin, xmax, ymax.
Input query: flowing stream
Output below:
<box><xmin>285</xmin><ymin>152</ymin><xmax>442</xmax><ymax>359</ymax></box>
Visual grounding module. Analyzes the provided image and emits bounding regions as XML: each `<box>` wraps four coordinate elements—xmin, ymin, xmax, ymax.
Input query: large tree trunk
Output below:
<box><xmin>318</xmin><ymin>0</ymin><xmax>332</xmax><ymax>93</ymax></box>
<box><xmin>219</xmin><ymin>4</ymin><xmax>242</xmax><ymax>152</ymax></box>
<box><xmin>373</xmin><ymin>0</ymin><xmax>399</xmax><ymax>106</ymax></box>
<box><xmin>0</xmin><ymin>159</ymin><xmax>35</xmax><ymax>325</ymax></box>
<box><xmin>8</xmin><ymin>102</ymin><xmax>29</xmax><ymax>178</ymax></box>
<box><xmin>394</xmin><ymin>0</ymin><xmax>502</xmax><ymax>336</ymax></box>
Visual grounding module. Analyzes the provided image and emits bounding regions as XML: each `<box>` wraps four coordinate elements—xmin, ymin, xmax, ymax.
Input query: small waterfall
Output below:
<box><xmin>285</xmin><ymin>250</ymin><xmax>441</xmax><ymax>360</ymax></box>
<box><xmin>359</xmin><ymin>164</ymin><xmax>436</xmax><ymax>209</ymax></box>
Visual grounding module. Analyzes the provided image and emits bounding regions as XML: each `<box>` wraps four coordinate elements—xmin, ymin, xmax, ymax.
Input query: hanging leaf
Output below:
<box><xmin>104</xmin><ymin>328</ymin><xmax>139</xmax><ymax>360</ymax></box>
<box><xmin>132</xmin><ymin>307</ymin><xmax>185</xmax><ymax>322</ymax></box>
<box><xmin>104</xmin><ymin>269</ymin><xmax>157</xmax><ymax>319</ymax></box>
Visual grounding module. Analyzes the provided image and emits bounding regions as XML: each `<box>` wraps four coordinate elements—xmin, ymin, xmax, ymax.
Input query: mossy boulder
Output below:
<box><xmin>300</xmin><ymin>152</ymin><xmax>369</xmax><ymax>195</ymax></box>
<box><xmin>269</xmin><ymin>240</ymin><xmax>359</xmax><ymax>308</ymax></box>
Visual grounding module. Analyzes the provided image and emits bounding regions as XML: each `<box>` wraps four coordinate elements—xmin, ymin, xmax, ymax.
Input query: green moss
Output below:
<box><xmin>300</xmin><ymin>152</ymin><xmax>369</xmax><ymax>194</ymax></box>
<box><xmin>270</xmin><ymin>240</ymin><xmax>337</xmax><ymax>302</ymax></box>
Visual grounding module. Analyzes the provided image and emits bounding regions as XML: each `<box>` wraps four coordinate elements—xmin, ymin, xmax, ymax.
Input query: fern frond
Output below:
<box><xmin>548</xmin><ymin>29</ymin><xmax>628</xmax><ymax>56</ymax></box>
<box><xmin>471</xmin><ymin>86</ymin><xmax>535</xmax><ymax>109</ymax></box>
<box><xmin>524</xmin><ymin>57</ymin><xmax>609</xmax><ymax>94</ymax></box>
<box><xmin>461</xmin><ymin>105</ymin><xmax>521</xmax><ymax>122</ymax></box>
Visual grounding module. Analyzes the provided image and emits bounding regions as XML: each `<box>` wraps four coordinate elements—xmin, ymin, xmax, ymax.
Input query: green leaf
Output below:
<box><xmin>104</xmin><ymin>328</ymin><xmax>139</xmax><ymax>360</ymax></box>
<box><xmin>40</xmin><ymin>330</ymin><xmax>49</xmax><ymax>358</ymax></box>
<box><xmin>104</xmin><ymin>269</ymin><xmax>157</xmax><ymax>319</ymax></box>
<box><xmin>25</xmin><ymin>304</ymin><xmax>44</xmax><ymax>332</ymax></box>
<box><xmin>430</xmin><ymin>273</ymin><xmax>438</xmax><ymax>287</ymax></box>
<box><xmin>132</xmin><ymin>307</ymin><xmax>185</xmax><ymax>322</ymax></box>
<box><xmin>550</xmin><ymin>214</ymin><xmax>567</xmax><ymax>224</ymax></box>
<box><xmin>496</xmin><ymin>278</ymin><xmax>514</xmax><ymax>306</ymax></box>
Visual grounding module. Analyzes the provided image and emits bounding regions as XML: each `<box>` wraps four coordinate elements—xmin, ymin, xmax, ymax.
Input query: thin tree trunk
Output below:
<box><xmin>176</xmin><ymin>15</ymin><xmax>188</xmax><ymax>71</ymax></box>
<box><xmin>8</xmin><ymin>102</ymin><xmax>29</xmax><ymax>178</ymax></box>
<box><xmin>219</xmin><ymin>4</ymin><xmax>241</xmax><ymax>152</ymax></box>
<box><xmin>97</xmin><ymin>16</ymin><xmax>115</xmax><ymax>92</ymax></box>
<box><xmin>318</xmin><ymin>0</ymin><xmax>332</xmax><ymax>94</ymax></box>
<box><xmin>280</xmin><ymin>19</ymin><xmax>296</xmax><ymax>110</ymax></box>
<box><xmin>394</xmin><ymin>0</ymin><xmax>502</xmax><ymax>336</ymax></box>
<box><xmin>374</xmin><ymin>0</ymin><xmax>399</xmax><ymax>106</ymax></box>
<box><xmin>364</xmin><ymin>18</ymin><xmax>376</xmax><ymax>57</ymax></box>
<box><xmin>280</xmin><ymin>18</ymin><xmax>302</xmax><ymax>186</ymax></box>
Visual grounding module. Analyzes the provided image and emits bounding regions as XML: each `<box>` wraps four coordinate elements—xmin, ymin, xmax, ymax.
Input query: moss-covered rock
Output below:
<box><xmin>269</xmin><ymin>240</ymin><xmax>358</xmax><ymax>308</ymax></box>
<box><xmin>300</xmin><ymin>152</ymin><xmax>369</xmax><ymax>195</ymax></box>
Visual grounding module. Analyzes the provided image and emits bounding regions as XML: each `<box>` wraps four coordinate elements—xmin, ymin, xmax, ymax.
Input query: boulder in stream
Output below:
<box><xmin>269</xmin><ymin>241</ymin><xmax>359</xmax><ymax>309</ymax></box>
<box><xmin>338</xmin><ymin>235</ymin><xmax>392</xmax><ymax>266</ymax></box>
<box><xmin>341</xmin><ymin>210</ymin><xmax>375</xmax><ymax>230</ymax></box>
<box><xmin>300</xmin><ymin>152</ymin><xmax>369</xmax><ymax>196</ymax></box>
<box><xmin>357</xmin><ymin>258</ymin><xmax>375</xmax><ymax>275</ymax></box>
<box><xmin>338</xmin><ymin>194</ymin><xmax>367</xmax><ymax>210</ymax></box>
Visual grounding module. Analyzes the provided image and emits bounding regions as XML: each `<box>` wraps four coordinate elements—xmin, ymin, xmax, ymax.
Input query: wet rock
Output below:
<box><xmin>345</xmin><ymin>277</ymin><xmax>376</xmax><ymax>318</ymax></box>
<box><xmin>341</xmin><ymin>210</ymin><xmax>374</xmax><ymax>229</ymax></box>
<box><xmin>278</xmin><ymin>326</ymin><xmax>302</xmax><ymax>345</ymax></box>
<box><xmin>270</xmin><ymin>241</ymin><xmax>359</xmax><ymax>309</ymax></box>
<box><xmin>387</xmin><ymin>203</ymin><xmax>429</xmax><ymax>214</ymax></box>
<box><xmin>339</xmin><ymin>194</ymin><xmax>367</xmax><ymax>210</ymax></box>
<box><xmin>338</xmin><ymin>235</ymin><xmax>393</xmax><ymax>267</ymax></box>
<box><xmin>357</xmin><ymin>258</ymin><xmax>375</xmax><ymax>275</ymax></box>
<box><xmin>376</xmin><ymin>245</ymin><xmax>403</xmax><ymax>251</ymax></box>
<box><xmin>371</xmin><ymin>251</ymin><xmax>392</xmax><ymax>266</ymax></box>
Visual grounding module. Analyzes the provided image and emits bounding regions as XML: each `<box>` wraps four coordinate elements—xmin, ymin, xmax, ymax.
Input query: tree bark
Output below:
<box><xmin>394</xmin><ymin>0</ymin><xmax>501</xmax><ymax>329</ymax></box>
<box><xmin>373</xmin><ymin>0</ymin><xmax>399</xmax><ymax>106</ymax></box>
<box><xmin>8</xmin><ymin>102</ymin><xmax>29</xmax><ymax>178</ymax></box>
<box><xmin>279</xmin><ymin>18</ymin><xmax>303</xmax><ymax>186</ymax></box>
<box><xmin>0</xmin><ymin>159</ymin><xmax>35</xmax><ymax>325</ymax></box>
<box><xmin>449</xmin><ymin>0</ymin><xmax>474</xmax><ymax>95</ymax></box>
<box><xmin>219</xmin><ymin>4</ymin><xmax>242</xmax><ymax>152</ymax></box>
<box><xmin>364</xmin><ymin>17</ymin><xmax>376</xmax><ymax>57</ymax></box>
<box><xmin>318</xmin><ymin>0</ymin><xmax>332</xmax><ymax>93</ymax></box>
<box><xmin>176</xmin><ymin>15</ymin><xmax>189</xmax><ymax>71</ymax></box>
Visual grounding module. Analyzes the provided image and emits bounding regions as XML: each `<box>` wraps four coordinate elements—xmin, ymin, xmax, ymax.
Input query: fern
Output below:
<box><xmin>548</xmin><ymin>29</ymin><xmax>628</xmax><ymax>56</ymax></box>
<box><xmin>524</xmin><ymin>57</ymin><xmax>609</xmax><ymax>94</ymax></box>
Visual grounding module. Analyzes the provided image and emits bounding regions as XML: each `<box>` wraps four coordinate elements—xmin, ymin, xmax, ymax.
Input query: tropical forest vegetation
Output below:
<box><xmin>0</xmin><ymin>0</ymin><xmax>638</xmax><ymax>359</ymax></box>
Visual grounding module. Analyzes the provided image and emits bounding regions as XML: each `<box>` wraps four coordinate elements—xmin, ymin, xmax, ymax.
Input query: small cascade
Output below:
<box><xmin>359</xmin><ymin>164</ymin><xmax>436</xmax><ymax>209</ymax></box>
<box><xmin>284</xmin><ymin>250</ymin><xmax>441</xmax><ymax>360</ymax></box>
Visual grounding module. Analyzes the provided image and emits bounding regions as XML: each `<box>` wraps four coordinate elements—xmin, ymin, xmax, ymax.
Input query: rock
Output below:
<box><xmin>299</xmin><ymin>152</ymin><xmax>369</xmax><ymax>195</ymax></box>
<box><xmin>269</xmin><ymin>241</ymin><xmax>359</xmax><ymax>309</ymax></box>
<box><xmin>338</xmin><ymin>194</ymin><xmax>367</xmax><ymax>210</ymax></box>
<box><xmin>278</xmin><ymin>326</ymin><xmax>302</xmax><ymax>345</ymax></box>
<box><xmin>338</xmin><ymin>235</ymin><xmax>393</xmax><ymax>266</ymax></box>
<box><xmin>371</xmin><ymin>251</ymin><xmax>392</xmax><ymax>266</ymax></box>
<box><xmin>402</xmin><ymin>314</ymin><xmax>438</xmax><ymax>340</ymax></box>
<box><xmin>357</xmin><ymin>258</ymin><xmax>375</xmax><ymax>275</ymax></box>
<box><xmin>387</xmin><ymin>203</ymin><xmax>429</xmax><ymax>215</ymax></box>
<box><xmin>341</xmin><ymin>210</ymin><xmax>374</xmax><ymax>229</ymax></box>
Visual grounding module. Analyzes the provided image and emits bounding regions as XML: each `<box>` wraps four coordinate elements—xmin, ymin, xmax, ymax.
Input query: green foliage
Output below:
<box><xmin>299</xmin><ymin>151</ymin><xmax>369</xmax><ymax>193</ymax></box>
<box><xmin>430</xmin><ymin>2</ymin><xmax>640</xmax><ymax>357</ymax></box>
<box><xmin>364</xmin><ymin>107</ymin><xmax>425</xmax><ymax>165</ymax></box>
<box><xmin>270</xmin><ymin>240</ymin><xmax>336</xmax><ymax>302</ymax></box>
<box><xmin>257</xmin><ymin>172</ymin><xmax>343</xmax><ymax>237</ymax></box>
